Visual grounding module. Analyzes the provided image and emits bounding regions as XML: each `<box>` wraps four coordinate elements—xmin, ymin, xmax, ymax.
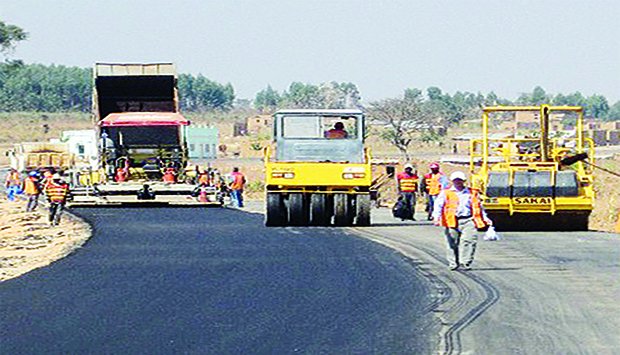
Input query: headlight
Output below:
<box><xmin>272</xmin><ymin>172</ymin><xmax>295</xmax><ymax>179</ymax></box>
<box><xmin>343</xmin><ymin>173</ymin><xmax>366</xmax><ymax>179</ymax></box>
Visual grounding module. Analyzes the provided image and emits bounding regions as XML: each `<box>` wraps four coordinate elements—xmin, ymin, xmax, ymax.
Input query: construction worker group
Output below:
<box><xmin>5</xmin><ymin>168</ymin><xmax>70</xmax><ymax>226</ymax></box>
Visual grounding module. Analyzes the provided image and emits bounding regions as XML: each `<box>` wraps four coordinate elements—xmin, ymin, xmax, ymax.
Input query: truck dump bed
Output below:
<box><xmin>93</xmin><ymin>63</ymin><xmax>179</xmax><ymax>122</ymax></box>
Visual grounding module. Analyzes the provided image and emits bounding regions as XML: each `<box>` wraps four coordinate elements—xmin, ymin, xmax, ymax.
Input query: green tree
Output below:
<box><xmin>0</xmin><ymin>21</ymin><xmax>28</xmax><ymax>55</ymax></box>
<box><xmin>282</xmin><ymin>82</ymin><xmax>322</xmax><ymax>108</ymax></box>
<box><xmin>606</xmin><ymin>101</ymin><xmax>620</xmax><ymax>121</ymax></box>
<box><xmin>585</xmin><ymin>94</ymin><xmax>609</xmax><ymax>118</ymax></box>
<box><xmin>178</xmin><ymin>74</ymin><xmax>235</xmax><ymax>111</ymax></box>
<box><xmin>254</xmin><ymin>85</ymin><xmax>282</xmax><ymax>112</ymax></box>
<box><xmin>517</xmin><ymin>86</ymin><xmax>550</xmax><ymax>105</ymax></box>
<box><xmin>319</xmin><ymin>81</ymin><xmax>361</xmax><ymax>109</ymax></box>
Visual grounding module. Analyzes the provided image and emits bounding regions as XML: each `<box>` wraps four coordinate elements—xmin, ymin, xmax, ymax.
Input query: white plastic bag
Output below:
<box><xmin>484</xmin><ymin>226</ymin><xmax>500</xmax><ymax>241</ymax></box>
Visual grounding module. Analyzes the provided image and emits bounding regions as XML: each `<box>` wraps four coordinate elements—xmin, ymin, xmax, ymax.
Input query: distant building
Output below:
<box><xmin>186</xmin><ymin>126</ymin><xmax>219</xmax><ymax>160</ymax></box>
<box><xmin>246</xmin><ymin>115</ymin><xmax>273</xmax><ymax>134</ymax></box>
<box><xmin>515</xmin><ymin>111</ymin><xmax>563</xmax><ymax>132</ymax></box>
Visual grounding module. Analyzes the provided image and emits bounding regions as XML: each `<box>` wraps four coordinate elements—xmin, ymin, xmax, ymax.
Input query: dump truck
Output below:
<box><xmin>7</xmin><ymin>142</ymin><xmax>74</xmax><ymax>173</ymax></box>
<box><xmin>264</xmin><ymin>109</ymin><xmax>372</xmax><ymax>226</ymax></box>
<box><xmin>70</xmin><ymin>63</ymin><xmax>222</xmax><ymax>205</ymax></box>
<box><xmin>469</xmin><ymin>105</ymin><xmax>594</xmax><ymax>231</ymax></box>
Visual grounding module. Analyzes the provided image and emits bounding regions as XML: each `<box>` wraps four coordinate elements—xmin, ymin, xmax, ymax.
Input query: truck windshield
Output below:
<box><xmin>282</xmin><ymin>115</ymin><xmax>358</xmax><ymax>139</ymax></box>
<box><xmin>106</xmin><ymin>126</ymin><xmax>180</xmax><ymax>146</ymax></box>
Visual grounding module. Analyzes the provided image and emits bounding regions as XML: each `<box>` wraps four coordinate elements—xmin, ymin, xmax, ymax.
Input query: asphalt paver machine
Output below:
<box><xmin>469</xmin><ymin>105</ymin><xmax>594</xmax><ymax>231</ymax></box>
<box><xmin>264</xmin><ymin>109</ymin><xmax>372</xmax><ymax>226</ymax></box>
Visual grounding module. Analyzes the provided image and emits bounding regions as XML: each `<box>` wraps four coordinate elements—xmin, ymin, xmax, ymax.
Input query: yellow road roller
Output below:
<box><xmin>469</xmin><ymin>105</ymin><xmax>594</xmax><ymax>231</ymax></box>
<box><xmin>264</xmin><ymin>109</ymin><xmax>372</xmax><ymax>226</ymax></box>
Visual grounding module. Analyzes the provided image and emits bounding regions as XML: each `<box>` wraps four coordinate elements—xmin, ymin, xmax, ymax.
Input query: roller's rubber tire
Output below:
<box><xmin>309</xmin><ymin>193</ymin><xmax>330</xmax><ymax>226</ymax></box>
<box><xmin>265</xmin><ymin>193</ymin><xmax>286</xmax><ymax>226</ymax></box>
<box><xmin>288</xmin><ymin>193</ymin><xmax>308</xmax><ymax>226</ymax></box>
<box><xmin>334</xmin><ymin>193</ymin><xmax>353</xmax><ymax>226</ymax></box>
<box><xmin>355</xmin><ymin>194</ymin><xmax>371</xmax><ymax>226</ymax></box>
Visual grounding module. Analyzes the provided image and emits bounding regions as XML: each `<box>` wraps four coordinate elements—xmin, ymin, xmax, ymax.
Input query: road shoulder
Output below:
<box><xmin>0</xmin><ymin>199</ymin><xmax>91</xmax><ymax>282</ymax></box>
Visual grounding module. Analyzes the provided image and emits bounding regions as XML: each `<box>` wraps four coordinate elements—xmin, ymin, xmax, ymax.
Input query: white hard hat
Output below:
<box><xmin>404</xmin><ymin>163</ymin><xmax>414</xmax><ymax>170</ymax></box>
<box><xmin>450</xmin><ymin>171</ymin><xmax>467</xmax><ymax>181</ymax></box>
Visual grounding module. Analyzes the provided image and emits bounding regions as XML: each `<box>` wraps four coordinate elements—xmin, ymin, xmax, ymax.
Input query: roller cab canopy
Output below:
<box><xmin>99</xmin><ymin>112</ymin><xmax>189</xmax><ymax>127</ymax></box>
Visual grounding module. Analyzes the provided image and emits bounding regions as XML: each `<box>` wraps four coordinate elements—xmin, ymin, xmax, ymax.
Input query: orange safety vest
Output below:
<box><xmin>6</xmin><ymin>171</ymin><xmax>20</xmax><ymax>187</ymax></box>
<box><xmin>115</xmin><ymin>169</ymin><xmax>128</xmax><ymax>182</ymax></box>
<box><xmin>424</xmin><ymin>172</ymin><xmax>445</xmax><ymax>195</ymax></box>
<box><xmin>45</xmin><ymin>181</ymin><xmax>69</xmax><ymax>203</ymax></box>
<box><xmin>397</xmin><ymin>172</ymin><xmax>418</xmax><ymax>192</ymax></box>
<box><xmin>230</xmin><ymin>172</ymin><xmax>245</xmax><ymax>190</ymax></box>
<box><xmin>23</xmin><ymin>177</ymin><xmax>40</xmax><ymax>195</ymax></box>
<box><xmin>325</xmin><ymin>129</ymin><xmax>347</xmax><ymax>139</ymax></box>
<box><xmin>440</xmin><ymin>189</ymin><xmax>487</xmax><ymax>229</ymax></box>
<box><xmin>42</xmin><ymin>172</ymin><xmax>53</xmax><ymax>189</ymax></box>
<box><xmin>198</xmin><ymin>173</ymin><xmax>210</xmax><ymax>185</ymax></box>
<box><xmin>163</xmin><ymin>169</ymin><xmax>176</xmax><ymax>183</ymax></box>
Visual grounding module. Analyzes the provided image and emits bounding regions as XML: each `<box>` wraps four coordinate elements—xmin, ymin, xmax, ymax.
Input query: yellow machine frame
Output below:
<box><xmin>264</xmin><ymin>109</ymin><xmax>373</xmax><ymax>227</ymax></box>
<box><xmin>469</xmin><ymin>105</ymin><xmax>594</xmax><ymax>230</ymax></box>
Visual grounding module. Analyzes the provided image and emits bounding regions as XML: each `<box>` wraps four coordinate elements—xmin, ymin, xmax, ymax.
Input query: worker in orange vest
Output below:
<box><xmin>115</xmin><ymin>167</ymin><xmax>128</xmax><ymax>182</ymax></box>
<box><xmin>421</xmin><ymin>162</ymin><xmax>450</xmax><ymax>220</ymax></box>
<box><xmin>432</xmin><ymin>171</ymin><xmax>492</xmax><ymax>271</ymax></box>
<box><xmin>197</xmin><ymin>167</ymin><xmax>211</xmax><ymax>186</ymax></box>
<box><xmin>162</xmin><ymin>167</ymin><xmax>177</xmax><ymax>183</ymax></box>
<box><xmin>41</xmin><ymin>170</ymin><xmax>54</xmax><ymax>189</ymax></box>
<box><xmin>5</xmin><ymin>168</ymin><xmax>22</xmax><ymax>201</ymax></box>
<box><xmin>45</xmin><ymin>174</ymin><xmax>70</xmax><ymax>226</ymax></box>
<box><xmin>396</xmin><ymin>163</ymin><xmax>419</xmax><ymax>220</ymax></box>
<box><xmin>229</xmin><ymin>167</ymin><xmax>246</xmax><ymax>208</ymax></box>
<box><xmin>23</xmin><ymin>171</ymin><xmax>42</xmax><ymax>211</ymax></box>
<box><xmin>324</xmin><ymin>122</ymin><xmax>348</xmax><ymax>139</ymax></box>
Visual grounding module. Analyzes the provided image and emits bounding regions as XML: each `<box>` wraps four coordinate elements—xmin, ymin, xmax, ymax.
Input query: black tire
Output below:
<box><xmin>564</xmin><ymin>213</ymin><xmax>589</xmax><ymax>231</ymax></box>
<box><xmin>265</xmin><ymin>193</ymin><xmax>286</xmax><ymax>226</ymax></box>
<box><xmin>355</xmin><ymin>194</ymin><xmax>371</xmax><ymax>226</ymax></box>
<box><xmin>288</xmin><ymin>193</ymin><xmax>308</xmax><ymax>226</ymax></box>
<box><xmin>310</xmin><ymin>193</ymin><xmax>329</xmax><ymax>226</ymax></box>
<box><xmin>334</xmin><ymin>193</ymin><xmax>352</xmax><ymax>226</ymax></box>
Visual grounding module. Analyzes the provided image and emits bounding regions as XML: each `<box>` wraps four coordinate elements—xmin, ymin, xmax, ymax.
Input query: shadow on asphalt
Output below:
<box><xmin>465</xmin><ymin>267</ymin><xmax>522</xmax><ymax>272</ymax></box>
<box><xmin>69</xmin><ymin>203</ymin><xmax>224</xmax><ymax>209</ymax></box>
<box><xmin>371</xmin><ymin>221</ymin><xmax>434</xmax><ymax>227</ymax></box>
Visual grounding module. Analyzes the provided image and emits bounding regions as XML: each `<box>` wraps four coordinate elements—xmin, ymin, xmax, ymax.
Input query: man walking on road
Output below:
<box><xmin>421</xmin><ymin>162</ymin><xmax>449</xmax><ymax>220</ymax></box>
<box><xmin>229</xmin><ymin>167</ymin><xmax>246</xmax><ymax>208</ymax></box>
<box><xmin>433</xmin><ymin>171</ymin><xmax>491</xmax><ymax>271</ymax></box>
<box><xmin>44</xmin><ymin>174</ymin><xmax>70</xmax><ymax>226</ymax></box>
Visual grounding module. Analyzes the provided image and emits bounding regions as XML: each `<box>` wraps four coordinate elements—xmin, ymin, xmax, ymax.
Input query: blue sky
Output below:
<box><xmin>2</xmin><ymin>0</ymin><xmax>619</xmax><ymax>102</ymax></box>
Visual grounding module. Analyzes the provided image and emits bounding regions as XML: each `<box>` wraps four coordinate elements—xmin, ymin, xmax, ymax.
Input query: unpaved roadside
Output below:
<box><xmin>0</xmin><ymin>199</ymin><xmax>91</xmax><ymax>282</ymax></box>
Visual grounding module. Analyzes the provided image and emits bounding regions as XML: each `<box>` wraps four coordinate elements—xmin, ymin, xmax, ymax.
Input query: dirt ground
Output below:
<box><xmin>0</xmin><ymin>199</ymin><xmax>91</xmax><ymax>282</ymax></box>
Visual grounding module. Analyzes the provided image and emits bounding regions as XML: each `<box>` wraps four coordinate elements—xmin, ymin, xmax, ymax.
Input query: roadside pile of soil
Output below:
<box><xmin>0</xmin><ymin>200</ymin><xmax>91</xmax><ymax>282</ymax></box>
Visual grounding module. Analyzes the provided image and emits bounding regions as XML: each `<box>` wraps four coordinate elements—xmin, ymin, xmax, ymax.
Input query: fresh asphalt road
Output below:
<box><xmin>0</xmin><ymin>207</ymin><xmax>436</xmax><ymax>354</ymax></box>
